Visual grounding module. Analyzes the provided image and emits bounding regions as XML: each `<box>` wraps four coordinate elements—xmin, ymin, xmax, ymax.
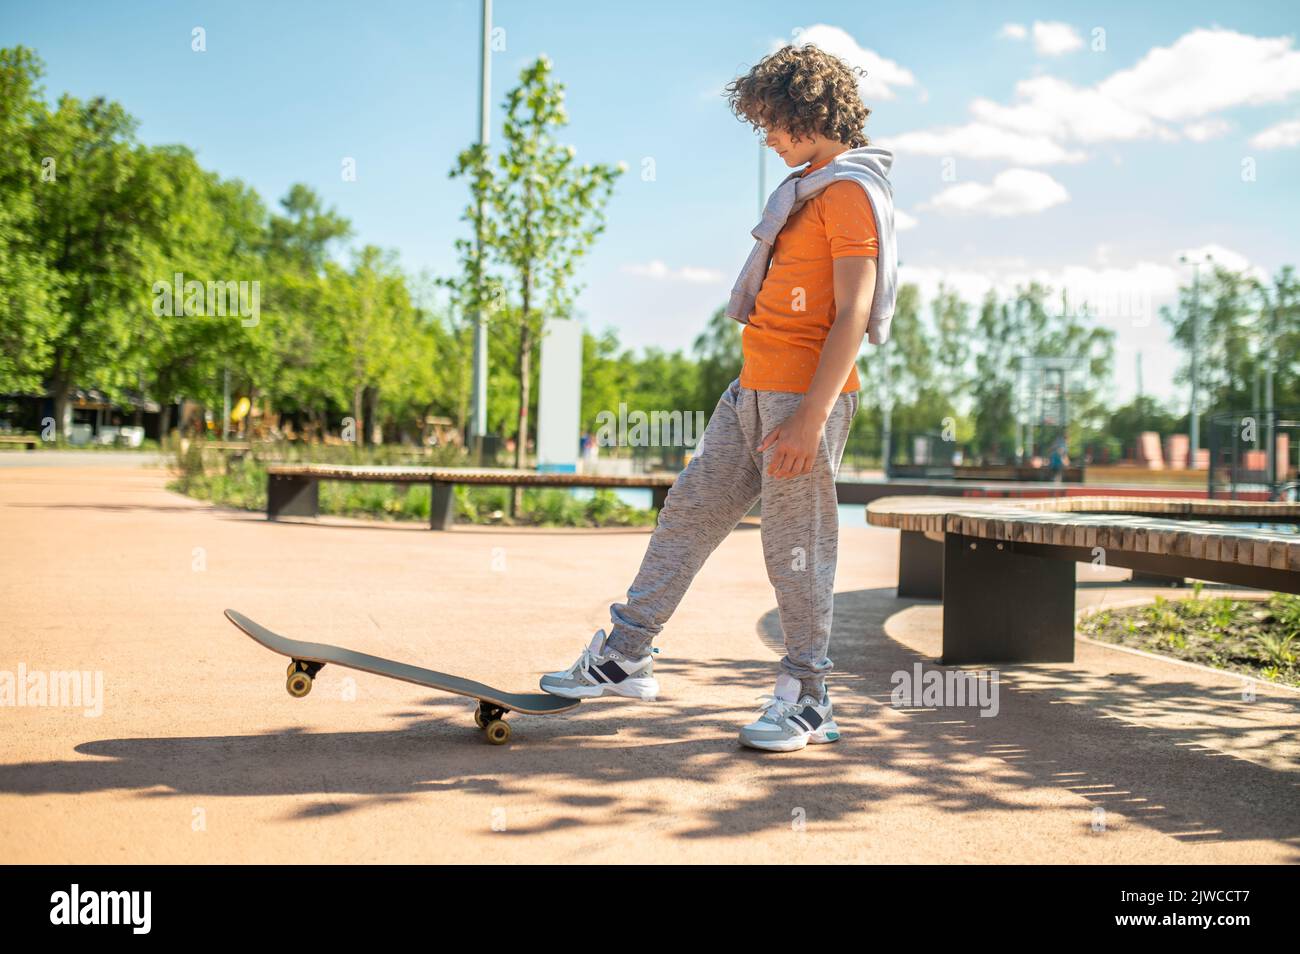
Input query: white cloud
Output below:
<box><xmin>1182</xmin><ymin>118</ymin><xmax>1232</xmax><ymax>142</ymax></box>
<box><xmin>1099</xmin><ymin>28</ymin><xmax>1300</xmax><ymax>122</ymax></box>
<box><xmin>881</xmin><ymin>121</ymin><xmax>1088</xmax><ymax>165</ymax></box>
<box><xmin>678</xmin><ymin>266</ymin><xmax>726</xmax><ymax>283</ymax></box>
<box><xmin>999</xmin><ymin>21</ymin><xmax>1083</xmax><ymax>56</ymax></box>
<box><xmin>891</xmin><ymin>27</ymin><xmax>1300</xmax><ymax>162</ymax></box>
<box><xmin>919</xmin><ymin>168</ymin><xmax>1070</xmax><ymax>217</ymax></box>
<box><xmin>781</xmin><ymin>24</ymin><xmax>918</xmax><ymax>101</ymax></box>
<box><xmin>1249</xmin><ymin>116</ymin><xmax>1300</xmax><ymax>149</ymax></box>
<box><xmin>895</xmin><ymin>208</ymin><xmax>919</xmax><ymax>231</ymax></box>
<box><xmin>621</xmin><ymin>260</ymin><xmax>725</xmax><ymax>284</ymax></box>
<box><xmin>969</xmin><ymin>75</ymin><xmax>1172</xmax><ymax>144</ymax></box>
<box><xmin>1032</xmin><ymin>21</ymin><xmax>1084</xmax><ymax>57</ymax></box>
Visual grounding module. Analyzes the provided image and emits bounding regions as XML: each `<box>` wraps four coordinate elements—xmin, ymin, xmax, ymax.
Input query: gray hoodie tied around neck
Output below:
<box><xmin>725</xmin><ymin>145</ymin><xmax>898</xmax><ymax>347</ymax></box>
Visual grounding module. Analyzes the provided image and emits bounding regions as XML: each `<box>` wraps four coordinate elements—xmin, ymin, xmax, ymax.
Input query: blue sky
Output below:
<box><xmin>4</xmin><ymin>0</ymin><xmax>1299</xmax><ymax>405</ymax></box>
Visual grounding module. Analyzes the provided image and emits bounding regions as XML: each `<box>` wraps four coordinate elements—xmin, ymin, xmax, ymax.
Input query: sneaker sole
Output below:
<box><xmin>540</xmin><ymin>677</ymin><xmax>659</xmax><ymax>701</ymax></box>
<box><xmin>739</xmin><ymin>721</ymin><xmax>840</xmax><ymax>752</ymax></box>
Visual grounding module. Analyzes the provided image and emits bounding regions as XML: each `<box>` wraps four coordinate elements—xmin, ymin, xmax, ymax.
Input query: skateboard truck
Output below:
<box><xmin>473</xmin><ymin>702</ymin><xmax>512</xmax><ymax>744</ymax></box>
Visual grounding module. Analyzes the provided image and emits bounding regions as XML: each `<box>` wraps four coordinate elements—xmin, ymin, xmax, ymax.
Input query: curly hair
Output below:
<box><xmin>724</xmin><ymin>43</ymin><xmax>871</xmax><ymax>148</ymax></box>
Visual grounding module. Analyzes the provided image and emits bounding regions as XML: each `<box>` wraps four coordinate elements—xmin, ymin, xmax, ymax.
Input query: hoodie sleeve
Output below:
<box><xmin>822</xmin><ymin>181</ymin><xmax>879</xmax><ymax>259</ymax></box>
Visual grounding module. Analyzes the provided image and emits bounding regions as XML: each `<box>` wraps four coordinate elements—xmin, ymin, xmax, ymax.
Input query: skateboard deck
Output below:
<box><xmin>225</xmin><ymin>609</ymin><xmax>578</xmax><ymax>744</ymax></box>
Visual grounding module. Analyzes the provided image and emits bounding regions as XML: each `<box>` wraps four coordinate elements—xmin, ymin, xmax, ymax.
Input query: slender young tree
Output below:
<box><xmin>0</xmin><ymin>47</ymin><xmax>61</xmax><ymax>398</ymax></box>
<box><xmin>474</xmin><ymin>55</ymin><xmax>622</xmax><ymax>511</ymax></box>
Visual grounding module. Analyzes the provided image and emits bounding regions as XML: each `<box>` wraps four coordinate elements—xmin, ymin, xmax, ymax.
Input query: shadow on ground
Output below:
<box><xmin>2</xmin><ymin>586</ymin><xmax>1297</xmax><ymax>857</ymax></box>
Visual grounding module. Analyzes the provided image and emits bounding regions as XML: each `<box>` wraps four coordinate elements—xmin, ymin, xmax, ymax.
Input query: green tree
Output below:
<box><xmin>1161</xmin><ymin>264</ymin><xmax>1258</xmax><ymax>440</ymax></box>
<box><xmin>967</xmin><ymin>283</ymin><xmax>1114</xmax><ymax>459</ymax></box>
<box><xmin>28</xmin><ymin>87</ymin><xmax>167</xmax><ymax>433</ymax></box>
<box><xmin>579</xmin><ymin>327</ymin><xmax>627</xmax><ymax>443</ymax></box>
<box><xmin>137</xmin><ymin>154</ymin><xmax>267</xmax><ymax>438</ymax></box>
<box><xmin>0</xmin><ymin>47</ymin><xmax>61</xmax><ymax>397</ymax></box>
<box><xmin>1106</xmin><ymin>396</ymin><xmax>1181</xmax><ymax>458</ymax></box>
<box><xmin>692</xmin><ymin>307</ymin><xmax>743</xmax><ymax>412</ymax></box>
<box><xmin>931</xmin><ymin>282</ymin><xmax>971</xmax><ymax>398</ymax></box>
<box><xmin>411</xmin><ymin>270</ymin><xmax>476</xmax><ymax>437</ymax></box>
<box><xmin>257</xmin><ymin>186</ymin><xmax>353</xmax><ymax>435</ymax></box>
<box><xmin>466</xmin><ymin>55</ymin><xmax>622</xmax><ymax>497</ymax></box>
<box><xmin>1248</xmin><ymin>266</ymin><xmax>1300</xmax><ymax>411</ymax></box>
<box><xmin>325</xmin><ymin>245</ymin><xmax>411</xmax><ymax>446</ymax></box>
<box><xmin>970</xmin><ymin>294</ymin><xmax>1019</xmax><ymax>458</ymax></box>
<box><xmin>857</xmin><ymin>284</ymin><xmax>951</xmax><ymax>462</ymax></box>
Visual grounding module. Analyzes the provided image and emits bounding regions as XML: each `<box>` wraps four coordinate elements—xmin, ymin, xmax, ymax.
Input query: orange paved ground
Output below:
<box><xmin>1</xmin><ymin>460</ymin><xmax>1297</xmax><ymax>863</ymax></box>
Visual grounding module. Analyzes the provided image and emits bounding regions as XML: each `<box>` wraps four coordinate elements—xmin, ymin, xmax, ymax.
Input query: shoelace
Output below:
<box><xmin>753</xmin><ymin>693</ymin><xmax>800</xmax><ymax>724</ymax></box>
<box><xmin>561</xmin><ymin>644</ymin><xmax>600</xmax><ymax>681</ymax></box>
<box><xmin>562</xmin><ymin>639</ymin><xmax>658</xmax><ymax>682</ymax></box>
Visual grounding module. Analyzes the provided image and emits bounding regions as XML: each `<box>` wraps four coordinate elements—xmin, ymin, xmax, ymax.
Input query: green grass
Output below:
<box><xmin>1078</xmin><ymin>585</ymin><xmax>1300</xmax><ymax>687</ymax></box>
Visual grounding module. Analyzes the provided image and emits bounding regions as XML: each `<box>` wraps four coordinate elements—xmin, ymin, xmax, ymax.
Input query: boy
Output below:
<box><xmin>541</xmin><ymin>43</ymin><xmax>897</xmax><ymax>752</ymax></box>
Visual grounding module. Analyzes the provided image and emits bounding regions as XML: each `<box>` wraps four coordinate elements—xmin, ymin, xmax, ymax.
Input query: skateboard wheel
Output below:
<box><xmin>484</xmin><ymin>720</ymin><xmax>511</xmax><ymax>745</ymax></box>
<box><xmin>286</xmin><ymin>671</ymin><xmax>313</xmax><ymax>698</ymax></box>
<box><xmin>474</xmin><ymin>707</ymin><xmax>486</xmax><ymax>729</ymax></box>
<box><xmin>287</xmin><ymin>661</ymin><xmax>299</xmax><ymax>678</ymax></box>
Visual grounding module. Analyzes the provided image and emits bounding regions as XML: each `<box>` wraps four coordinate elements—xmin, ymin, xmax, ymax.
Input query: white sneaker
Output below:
<box><xmin>738</xmin><ymin>672</ymin><xmax>840</xmax><ymax>752</ymax></box>
<box><xmin>539</xmin><ymin>629</ymin><xmax>659</xmax><ymax>700</ymax></box>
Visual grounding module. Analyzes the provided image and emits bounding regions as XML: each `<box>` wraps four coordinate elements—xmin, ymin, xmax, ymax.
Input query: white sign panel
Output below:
<box><xmin>537</xmin><ymin>318</ymin><xmax>582</xmax><ymax>472</ymax></box>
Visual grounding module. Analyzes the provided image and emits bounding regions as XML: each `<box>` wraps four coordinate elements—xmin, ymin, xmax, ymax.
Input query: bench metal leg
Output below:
<box><xmin>898</xmin><ymin>530</ymin><xmax>943</xmax><ymax>598</ymax></box>
<box><xmin>267</xmin><ymin>475</ymin><xmax>318</xmax><ymax>520</ymax></box>
<box><xmin>430</xmin><ymin>481</ymin><xmax>456</xmax><ymax>530</ymax></box>
<box><xmin>651</xmin><ymin>486</ymin><xmax>669</xmax><ymax>512</ymax></box>
<box><xmin>942</xmin><ymin>533</ymin><xmax>1076</xmax><ymax>665</ymax></box>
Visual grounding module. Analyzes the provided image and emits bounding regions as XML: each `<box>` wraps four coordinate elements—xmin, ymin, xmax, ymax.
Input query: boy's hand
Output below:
<box><xmin>756</xmin><ymin>405</ymin><xmax>825</xmax><ymax>478</ymax></box>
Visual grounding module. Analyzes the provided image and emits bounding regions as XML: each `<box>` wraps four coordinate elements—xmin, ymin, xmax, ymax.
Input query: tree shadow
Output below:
<box><xmin>1</xmin><ymin>586</ymin><xmax>1296</xmax><ymax>857</ymax></box>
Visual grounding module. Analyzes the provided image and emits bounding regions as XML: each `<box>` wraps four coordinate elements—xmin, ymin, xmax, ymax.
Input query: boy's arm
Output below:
<box><xmin>757</xmin><ymin>255</ymin><xmax>876</xmax><ymax>478</ymax></box>
<box><xmin>803</xmin><ymin>255</ymin><xmax>877</xmax><ymax>423</ymax></box>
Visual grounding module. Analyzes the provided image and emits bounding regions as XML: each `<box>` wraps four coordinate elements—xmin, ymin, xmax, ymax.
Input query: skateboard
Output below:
<box><xmin>224</xmin><ymin>609</ymin><xmax>579</xmax><ymax>744</ymax></box>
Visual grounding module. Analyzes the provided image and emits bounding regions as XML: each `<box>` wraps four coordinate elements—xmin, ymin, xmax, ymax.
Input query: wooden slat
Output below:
<box><xmin>265</xmin><ymin>463</ymin><xmax>676</xmax><ymax>488</ymax></box>
<box><xmin>867</xmin><ymin>494</ymin><xmax>1300</xmax><ymax>573</ymax></box>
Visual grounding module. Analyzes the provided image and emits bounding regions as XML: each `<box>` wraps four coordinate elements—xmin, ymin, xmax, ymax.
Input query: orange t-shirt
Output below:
<box><xmin>738</xmin><ymin>154</ymin><xmax>879</xmax><ymax>393</ymax></box>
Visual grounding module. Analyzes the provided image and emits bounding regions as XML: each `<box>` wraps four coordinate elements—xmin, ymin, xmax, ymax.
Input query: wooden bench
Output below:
<box><xmin>265</xmin><ymin>464</ymin><xmax>677</xmax><ymax>530</ymax></box>
<box><xmin>952</xmin><ymin>463</ymin><xmax>1086</xmax><ymax>482</ymax></box>
<box><xmin>180</xmin><ymin>439</ymin><xmax>252</xmax><ymax>452</ymax></box>
<box><xmin>0</xmin><ymin>435</ymin><xmax>40</xmax><ymax>450</ymax></box>
<box><xmin>867</xmin><ymin>495</ymin><xmax>1300</xmax><ymax>664</ymax></box>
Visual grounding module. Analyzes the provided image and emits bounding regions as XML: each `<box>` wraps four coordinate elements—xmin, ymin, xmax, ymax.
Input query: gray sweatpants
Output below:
<box><xmin>606</xmin><ymin>376</ymin><xmax>859</xmax><ymax>697</ymax></box>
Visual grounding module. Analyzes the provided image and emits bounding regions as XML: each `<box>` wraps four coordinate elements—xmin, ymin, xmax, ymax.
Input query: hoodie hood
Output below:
<box><xmin>830</xmin><ymin>144</ymin><xmax>893</xmax><ymax>179</ymax></box>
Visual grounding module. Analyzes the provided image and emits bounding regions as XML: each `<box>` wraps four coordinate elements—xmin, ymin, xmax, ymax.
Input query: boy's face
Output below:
<box><xmin>764</xmin><ymin>126</ymin><xmax>827</xmax><ymax>167</ymax></box>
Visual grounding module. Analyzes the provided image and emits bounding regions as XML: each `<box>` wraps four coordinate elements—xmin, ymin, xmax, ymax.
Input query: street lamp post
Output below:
<box><xmin>878</xmin><ymin>259</ymin><xmax>903</xmax><ymax>474</ymax></box>
<box><xmin>468</xmin><ymin>0</ymin><xmax>492</xmax><ymax>464</ymax></box>
<box><xmin>1179</xmin><ymin>252</ymin><xmax>1212</xmax><ymax>464</ymax></box>
<box><xmin>1265</xmin><ymin>298</ymin><xmax>1277</xmax><ymax>494</ymax></box>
